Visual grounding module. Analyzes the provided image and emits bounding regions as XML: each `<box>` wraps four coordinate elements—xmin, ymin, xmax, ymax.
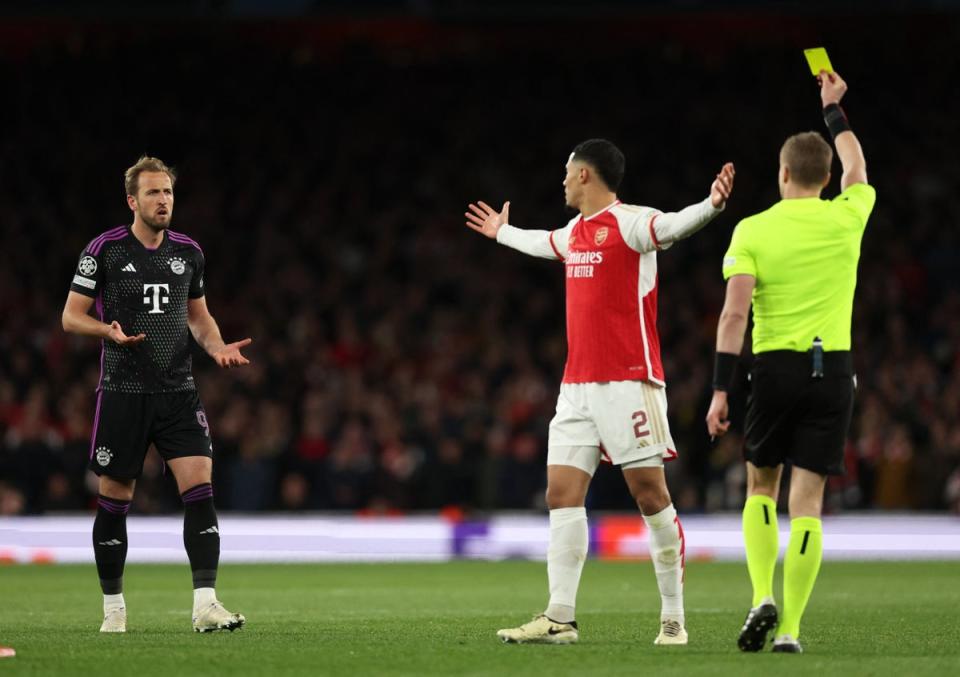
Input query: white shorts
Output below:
<box><xmin>547</xmin><ymin>380</ymin><xmax>677</xmax><ymax>476</ymax></box>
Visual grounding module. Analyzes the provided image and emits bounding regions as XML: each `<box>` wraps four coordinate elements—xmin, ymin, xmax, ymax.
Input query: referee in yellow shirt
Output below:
<box><xmin>706</xmin><ymin>70</ymin><xmax>875</xmax><ymax>654</ymax></box>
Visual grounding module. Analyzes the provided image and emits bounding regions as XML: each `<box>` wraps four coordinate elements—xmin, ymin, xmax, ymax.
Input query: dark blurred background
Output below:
<box><xmin>1</xmin><ymin>1</ymin><xmax>959</xmax><ymax>515</ymax></box>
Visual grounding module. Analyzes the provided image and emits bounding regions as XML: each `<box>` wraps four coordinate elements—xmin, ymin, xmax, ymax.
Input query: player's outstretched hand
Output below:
<box><xmin>710</xmin><ymin>163</ymin><xmax>735</xmax><ymax>209</ymax></box>
<box><xmin>705</xmin><ymin>390</ymin><xmax>731</xmax><ymax>440</ymax></box>
<box><xmin>819</xmin><ymin>70</ymin><xmax>847</xmax><ymax>107</ymax></box>
<box><xmin>465</xmin><ymin>200</ymin><xmax>510</xmax><ymax>239</ymax></box>
<box><xmin>213</xmin><ymin>338</ymin><xmax>252</xmax><ymax>368</ymax></box>
<box><xmin>107</xmin><ymin>320</ymin><xmax>146</xmax><ymax>346</ymax></box>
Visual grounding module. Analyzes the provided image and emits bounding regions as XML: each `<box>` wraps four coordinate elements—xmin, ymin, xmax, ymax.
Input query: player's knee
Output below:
<box><xmin>545</xmin><ymin>484</ymin><xmax>580</xmax><ymax>510</ymax></box>
<box><xmin>544</xmin><ymin>486</ymin><xmax>564</xmax><ymax>510</ymax></box>
<box><xmin>634</xmin><ymin>485</ymin><xmax>670</xmax><ymax>515</ymax></box>
<box><xmin>99</xmin><ymin>477</ymin><xmax>135</xmax><ymax>501</ymax></box>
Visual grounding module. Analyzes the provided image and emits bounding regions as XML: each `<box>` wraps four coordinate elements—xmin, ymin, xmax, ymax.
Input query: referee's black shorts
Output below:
<box><xmin>743</xmin><ymin>350</ymin><xmax>855</xmax><ymax>477</ymax></box>
<box><xmin>88</xmin><ymin>390</ymin><xmax>213</xmax><ymax>479</ymax></box>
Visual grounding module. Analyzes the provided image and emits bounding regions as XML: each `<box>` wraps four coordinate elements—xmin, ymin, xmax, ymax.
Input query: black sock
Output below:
<box><xmin>93</xmin><ymin>495</ymin><xmax>130</xmax><ymax>595</ymax></box>
<box><xmin>181</xmin><ymin>483</ymin><xmax>219</xmax><ymax>589</ymax></box>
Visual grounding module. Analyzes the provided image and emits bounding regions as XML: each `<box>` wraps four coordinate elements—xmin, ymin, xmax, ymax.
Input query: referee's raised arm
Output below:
<box><xmin>820</xmin><ymin>70</ymin><xmax>868</xmax><ymax>189</ymax></box>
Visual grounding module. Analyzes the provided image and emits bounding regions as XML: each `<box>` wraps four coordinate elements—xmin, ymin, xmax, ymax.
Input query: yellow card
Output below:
<box><xmin>804</xmin><ymin>47</ymin><xmax>834</xmax><ymax>76</ymax></box>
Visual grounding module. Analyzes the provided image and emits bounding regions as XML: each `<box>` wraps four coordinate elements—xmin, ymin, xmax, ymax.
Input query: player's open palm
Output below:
<box><xmin>107</xmin><ymin>320</ymin><xmax>146</xmax><ymax>346</ymax></box>
<box><xmin>213</xmin><ymin>338</ymin><xmax>252</xmax><ymax>368</ymax></box>
<box><xmin>465</xmin><ymin>200</ymin><xmax>510</xmax><ymax>239</ymax></box>
<box><xmin>710</xmin><ymin>163</ymin><xmax>735</xmax><ymax>209</ymax></box>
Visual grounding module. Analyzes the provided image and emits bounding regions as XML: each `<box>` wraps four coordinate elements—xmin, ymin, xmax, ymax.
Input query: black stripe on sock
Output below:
<box><xmin>800</xmin><ymin>530</ymin><xmax>810</xmax><ymax>555</ymax></box>
<box><xmin>762</xmin><ymin>504</ymin><xmax>770</xmax><ymax>525</ymax></box>
<box><xmin>193</xmin><ymin>568</ymin><xmax>218</xmax><ymax>589</ymax></box>
<box><xmin>99</xmin><ymin>578</ymin><xmax>123</xmax><ymax>595</ymax></box>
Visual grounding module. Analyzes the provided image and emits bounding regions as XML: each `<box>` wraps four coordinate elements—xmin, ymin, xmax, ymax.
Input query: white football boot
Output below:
<box><xmin>497</xmin><ymin>614</ymin><xmax>579</xmax><ymax>644</ymax></box>
<box><xmin>192</xmin><ymin>601</ymin><xmax>245</xmax><ymax>633</ymax></box>
<box><xmin>654</xmin><ymin>619</ymin><xmax>688</xmax><ymax>645</ymax></box>
<box><xmin>100</xmin><ymin>607</ymin><xmax>127</xmax><ymax>633</ymax></box>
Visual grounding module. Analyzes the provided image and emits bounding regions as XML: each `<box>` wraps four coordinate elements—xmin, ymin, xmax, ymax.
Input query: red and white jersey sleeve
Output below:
<box><xmin>547</xmin><ymin>216</ymin><xmax>578</xmax><ymax>259</ymax></box>
<box><xmin>561</xmin><ymin>201</ymin><xmax>666</xmax><ymax>386</ymax></box>
<box><xmin>611</xmin><ymin>204</ymin><xmax>668</xmax><ymax>254</ymax></box>
<box><xmin>619</xmin><ymin>197</ymin><xmax>720</xmax><ymax>254</ymax></box>
<box><xmin>496</xmin><ymin>215</ymin><xmax>579</xmax><ymax>260</ymax></box>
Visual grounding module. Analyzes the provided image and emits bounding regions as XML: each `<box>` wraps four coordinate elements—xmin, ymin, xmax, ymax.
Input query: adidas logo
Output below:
<box><xmin>122</xmin><ymin>263</ymin><xmax>137</xmax><ymax>272</ymax></box>
<box><xmin>199</xmin><ymin>526</ymin><xmax>219</xmax><ymax>535</ymax></box>
<box><xmin>98</xmin><ymin>539</ymin><xmax>124</xmax><ymax>546</ymax></box>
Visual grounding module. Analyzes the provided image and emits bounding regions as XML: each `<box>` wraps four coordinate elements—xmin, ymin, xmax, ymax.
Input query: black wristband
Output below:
<box><xmin>712</xmin><ymin>352</ymin><xmax>738</xmax><ymax>391</ymax></box>
<box><xmin>823</xmin><ymin>103</ymin><xmax>852</xmax><ymax>140</ymax></box>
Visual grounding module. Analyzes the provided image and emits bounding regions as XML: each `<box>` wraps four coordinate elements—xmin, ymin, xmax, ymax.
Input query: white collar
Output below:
<box><xmin>583</xmin><ymin>200</ymin><xmax>620</xmax><ymax>221</ymax></box>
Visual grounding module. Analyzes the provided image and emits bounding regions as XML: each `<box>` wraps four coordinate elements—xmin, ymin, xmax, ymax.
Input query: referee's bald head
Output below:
<box><xmin>780</xmin><ymin>132</ymin><xmax>833</xmax><ymax>190</ymax></box>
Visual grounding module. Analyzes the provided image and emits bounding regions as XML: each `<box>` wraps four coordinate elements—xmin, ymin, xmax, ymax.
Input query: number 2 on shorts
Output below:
<box><xmin>632</xmin><ymin>410</ymin><xmax>650</xmax><ymax>438</ymax></box>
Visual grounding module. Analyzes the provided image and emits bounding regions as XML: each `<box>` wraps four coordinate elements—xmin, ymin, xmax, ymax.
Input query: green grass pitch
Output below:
<box><xmin>1</xmin><ymin>560</ymin><xmax>957</xmax><ymax>676</ymax></box>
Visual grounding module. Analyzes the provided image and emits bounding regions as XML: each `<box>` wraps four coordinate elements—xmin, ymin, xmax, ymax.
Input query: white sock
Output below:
<box><xmin>544</xmin><ymin>507</ymin><xmax>588</xmax><ymax>624</ymax></box>
<box><xmin>643</xmin><ymin>503</ymin><xmax>685</xmax><ymax>625</ymax></box>
<box><xmin>103</xmin><ymin>593</ymin><xmax>125</xmax><ymax>614</ymax></box>
<box><xmin>193</xmin><ymin>587</ymin><xmax>217</xmax><ymax>612</ymax></box>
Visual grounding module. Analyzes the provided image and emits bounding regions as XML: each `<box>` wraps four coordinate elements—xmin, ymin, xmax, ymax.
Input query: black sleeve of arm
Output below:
<box><xmin>189</xmin><ymin>251</ymin><xmax>206</xmax><ymax>299</ymax></box>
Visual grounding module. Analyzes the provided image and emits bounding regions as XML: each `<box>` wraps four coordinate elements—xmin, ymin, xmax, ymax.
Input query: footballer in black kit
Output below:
<box><xmin>62</xmin><ymin>155</ymin><xmax>251</xmax><ymax>634</ymax></box>
<box><xmin>71</xmin><ymin>223</ymin><xmax>210</xmax><ymax>477</ymax></box>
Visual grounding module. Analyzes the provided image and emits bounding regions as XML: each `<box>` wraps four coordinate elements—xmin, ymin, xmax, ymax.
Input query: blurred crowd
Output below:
<box><xmin>1</xmin><ymin>15</ymin><xmax>959</xmax><ymax>515</ymax></box>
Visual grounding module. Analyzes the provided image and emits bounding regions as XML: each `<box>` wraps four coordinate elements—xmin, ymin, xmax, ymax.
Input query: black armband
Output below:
<box><xmin>712</xmin><ymin>352</ymin><xmax>738</xmax><ymax>391</ymax></box>
<box><xmin>823</xmin><ymin>103</ymin><xmax>852</xmax><ymax>140</ymax></box>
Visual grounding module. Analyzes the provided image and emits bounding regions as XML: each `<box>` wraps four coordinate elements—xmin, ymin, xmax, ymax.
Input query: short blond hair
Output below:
<box><xmin>780</xmin><ymin>132</ymin><xmax>833</xmax><ymax>188</ymax></box>
<box><xmin>125</xmin><ymin>155</ymin><xmax>176</xmax><ymax>197</ymax></box>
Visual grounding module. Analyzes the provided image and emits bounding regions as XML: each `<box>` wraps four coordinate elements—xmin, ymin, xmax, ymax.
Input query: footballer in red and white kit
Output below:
<box><xmin>467</xmin><ymin>139</ymin><xmax>734</xmax><ymax>646</ymax></box>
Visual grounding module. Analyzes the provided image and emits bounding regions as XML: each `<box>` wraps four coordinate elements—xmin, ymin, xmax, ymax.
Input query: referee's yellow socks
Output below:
<box><xmin>779</xmin><ymin>516</ymin><xmax>823</xmax><ymax>639</ymax></box>
<box><xmin>742</xmin><ymin>495</ymin><xmax>778</xmax><ymax>608</ymax></box>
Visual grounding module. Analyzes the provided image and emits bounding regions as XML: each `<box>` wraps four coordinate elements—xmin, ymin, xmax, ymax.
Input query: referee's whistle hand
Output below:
<box><xmin>705</xmin><ymin>391</ymin><xmax>731</xmax><ymax>439</ymax></box>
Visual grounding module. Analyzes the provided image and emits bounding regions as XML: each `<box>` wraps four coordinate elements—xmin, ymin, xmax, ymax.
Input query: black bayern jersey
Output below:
<box><xmin>70</xmin><ymin>225</ymin><xmax>206</xmax><ymax>393</ymax></box>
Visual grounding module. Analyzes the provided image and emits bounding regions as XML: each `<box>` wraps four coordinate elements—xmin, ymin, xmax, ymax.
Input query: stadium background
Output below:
<box><xmin>1</xmin><ymin>0</ymin><xmax>959</xmax><ymax>525</ymax></box>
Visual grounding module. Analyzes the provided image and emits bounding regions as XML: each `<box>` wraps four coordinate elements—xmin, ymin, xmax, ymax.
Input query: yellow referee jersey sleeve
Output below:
<box><xmin>721</xmin><ymin>219</ymin><xmax>757</xmax><ymax>279</ymax></box>
<box><xmin>830</xmin><ymin>182</ymin><xmax>877</xmax><ymax>227</ymax></box>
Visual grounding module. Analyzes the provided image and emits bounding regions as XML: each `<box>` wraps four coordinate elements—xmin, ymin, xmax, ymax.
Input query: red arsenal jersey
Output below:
<box><xmin>550</xmin><ymin>202</ymin><xmax>667</xmax><ymax>385</ymax></box>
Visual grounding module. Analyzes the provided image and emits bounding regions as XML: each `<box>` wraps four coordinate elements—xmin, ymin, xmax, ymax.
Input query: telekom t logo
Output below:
<box><xmin>143</xmin><ymin>283</ymin><xmax>170</xmax><ymax>314</ymax></box>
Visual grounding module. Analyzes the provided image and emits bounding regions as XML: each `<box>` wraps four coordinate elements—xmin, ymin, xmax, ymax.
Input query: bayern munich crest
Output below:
<box><xmin>78</xmin><ymin>256</ymin><xmax>98</xmax><ymax>276</ymax></box>
<box><xmin>594</xmin><ymin>227</ymin><xmax>609</xmax><ymax>245</ymax></box>
<box><xmin>170</xmin><ymin>258</ymin><xmax>186</xmax><ymax>275</ymax></box>
<box><xmin>95</xmin><ymin>446</ymin><xmax>113</xmax><ymax>467</ymax></box>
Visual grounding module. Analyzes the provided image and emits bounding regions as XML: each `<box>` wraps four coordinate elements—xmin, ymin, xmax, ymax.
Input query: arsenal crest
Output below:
<box><xmin>594</xmin><ymin>227</ymin><xmax>608</xmax><ymax>245</ymax></box>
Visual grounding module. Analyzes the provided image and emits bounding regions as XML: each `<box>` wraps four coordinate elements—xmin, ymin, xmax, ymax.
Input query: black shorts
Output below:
<box><xmin>88</xmin><ymin>390</ymin><xmax>213</xmax><ymax>479</ymax></box>
<box><xmin>743</xmin><ymin>351</ymin><xmax>855</xmax><ymax>477</ymax></box>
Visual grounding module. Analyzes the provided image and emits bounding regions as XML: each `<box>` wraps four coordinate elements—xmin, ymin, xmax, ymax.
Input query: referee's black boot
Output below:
<box><xmin>737</xmin><ymin>603</ymin><xmax>778</xmax><ymax>652</ymax></box>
